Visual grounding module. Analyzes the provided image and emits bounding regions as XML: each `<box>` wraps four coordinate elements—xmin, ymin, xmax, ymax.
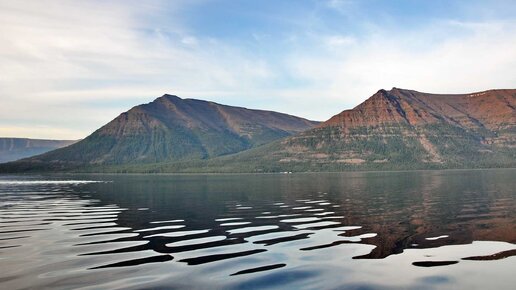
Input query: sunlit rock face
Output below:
<box><xmin>323</xmin><ymin>88</ymin><xmax>516</xmax><ymax>133</ymax></box>
<box><xmin>251</xmin><ymin>88</ymin><xmax>516</xmax><ymax>170</ymax></box>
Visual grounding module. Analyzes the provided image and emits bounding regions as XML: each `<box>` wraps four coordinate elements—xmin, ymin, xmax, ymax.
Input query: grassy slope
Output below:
<box><xmin>55</xmin><ymin>123</ymin><xmax>515</xmax><ymax>173</ymax></box>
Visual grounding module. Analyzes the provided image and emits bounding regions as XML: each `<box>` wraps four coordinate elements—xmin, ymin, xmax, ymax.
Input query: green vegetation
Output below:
<box><xmin>5</xmin><ymin>122</ymin><xmax>512</xmax><ymax>174</ymax></box>
<box><xmin>1</xmin><ymin>89</ymin><xmax>514</xmax><ymax>174</ymax></box>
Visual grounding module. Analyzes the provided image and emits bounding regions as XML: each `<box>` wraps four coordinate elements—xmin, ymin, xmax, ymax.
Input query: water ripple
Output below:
<box><xmin>1</xmin><ymin>171</ymin><xmax>515</xmax><ymax>290</ymax></box>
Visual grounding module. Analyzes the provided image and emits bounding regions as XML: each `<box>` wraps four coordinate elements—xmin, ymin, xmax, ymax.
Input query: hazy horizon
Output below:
<box><xmin>2</xmin><ymin>87</ymin><xmax>515</xmax><ymax>141</ymax></box>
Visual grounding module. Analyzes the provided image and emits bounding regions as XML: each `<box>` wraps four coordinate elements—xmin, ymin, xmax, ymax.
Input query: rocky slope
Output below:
<box><xmin>254</xmin><ymin>88</ymin><xmax>515</xmax><ymax>170</ymax></box>
<box><xmin>156</xmin><ymin>88</ymin><xmax>515</xmax><ymax>173</ymax></box>
<box><xmin>323</xmin><ymin>88</ymin><xmax>514</xmax><ymax>134</ymax></box>
<box><xmin>1</xmin><ymin>88</ymin><xmax>514</xmax><ymax>173</ymax></box>
<box><xmin>3</xmin><ymin>95</ymin><xmax>318</xmax><ymax>170</ymax></box>
<box><xmin>0</xmin><ymin>138</ymin><xmax>76</xmax><ymax>163</ymax></box>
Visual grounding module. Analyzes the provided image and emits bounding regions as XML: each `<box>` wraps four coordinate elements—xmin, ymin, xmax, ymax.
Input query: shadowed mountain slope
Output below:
<box><xmin>2</xmin><ymin>95</ymin><xmax>318</xmax><ymax>171</ymax></box>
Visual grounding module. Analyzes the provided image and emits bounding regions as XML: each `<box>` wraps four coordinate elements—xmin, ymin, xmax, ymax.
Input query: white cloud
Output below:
<box><xmin>326</xmin><ymin>0</ymin><xmax>354</xmax><ymax>12</ymax></box>
<box><xmin>0</xmin><ymin>1</ymin><xmax>514</xmax><ymax>139</ymax></box>
<box><xmin>0</xmin><ymin>0</ymin><xmax>275</xmax><ymax>139</ymax></box>
<box><xmin>325</xmin><ymin>35</ymin><xmax>357</xmax><ymax>49</ymax></box>
<box><xmin>285</xmin><ymin>20</ymin><xmax>516</xmax><ymax>115</ymax></box>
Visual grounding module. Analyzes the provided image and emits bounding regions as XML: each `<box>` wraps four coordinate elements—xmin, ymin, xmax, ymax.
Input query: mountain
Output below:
<box><xmin>2</xmin><ymin>95</ymin><xmax>319</xmax><ymax>171</ymax></box>
<box><xmin>2</xmin><ymin>88</ymin><xmax>514</xmax><ymax>173</ymax></box>
<box><xmin>150</xmin><ymin>88</ymin><xmax>515</xmax><ymax>173</ymax></box>
<box><xmin>0</xmin><ymin>138</ymin><xmax>77</xmax><ymax>163</ymax></box>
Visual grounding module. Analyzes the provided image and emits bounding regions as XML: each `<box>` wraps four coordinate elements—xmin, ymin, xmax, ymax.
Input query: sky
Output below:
<box><xmin>0</xmin><ymin>0</ymin><xmax>515</xmax><ymax>139</ymax></box>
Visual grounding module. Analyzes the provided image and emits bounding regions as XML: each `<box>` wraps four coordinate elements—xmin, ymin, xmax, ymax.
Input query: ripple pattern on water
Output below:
<box><xmin>1</xmin><ymin>171</ymin><xmax>515</xmax><ymax>290</ymax></box>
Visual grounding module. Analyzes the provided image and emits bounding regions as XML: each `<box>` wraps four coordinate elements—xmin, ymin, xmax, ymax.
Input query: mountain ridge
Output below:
<box><xmin>1</xmin><ymin>94</ymin><xmax>319</xmax><ymax>170</ymax></box>
<box><xmin>1</xmin><ymin>88</ymin><xmax>514</xmax><ymax>173</ymax></box>
<box><xmin>228</xmin><ymin>87</ymin><xmax>516</xmax><ymax>171</ymax></box>
<box><xmin>122</xmin><ymin>87</ymin><xmax>514</xmax><ymax>173</ymax></box>
<box><xmin>322</xmin><ymin>88</ymin><xmax>515</xmax><ymax>129</ymax></box>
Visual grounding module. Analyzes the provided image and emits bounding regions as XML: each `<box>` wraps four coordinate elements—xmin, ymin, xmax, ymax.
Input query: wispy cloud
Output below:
<box><xmin>0</xmin><ymin>0</ymin><xmax>514</xmax><ymax>139</ymax></box>
<box><xmin>286</xmin><ymin>19</ymin><xmax>516</xmax><ymax>111</ymax></box>
<box><xmin>0</xmin><ymin>0</ymin><xmax>276</xmax><ymax>138</ymax></box>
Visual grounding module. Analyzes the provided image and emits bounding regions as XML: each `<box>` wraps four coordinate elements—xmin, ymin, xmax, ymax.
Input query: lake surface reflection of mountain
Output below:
<box><xmin>0</xmin><ymin>169</ymin><xmax>515</xmax><ymax>289</ymax></box>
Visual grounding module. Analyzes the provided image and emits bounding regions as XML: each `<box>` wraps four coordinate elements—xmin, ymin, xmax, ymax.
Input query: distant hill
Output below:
<box><xmin>2</xmin><ymin>94</ymin><xmax>318</xmax><ymax>171</ymax></box>
<box><xmin>0</xmin><ymin>138</ymin><xmax>77</xmax><ymax>163</ymax></box>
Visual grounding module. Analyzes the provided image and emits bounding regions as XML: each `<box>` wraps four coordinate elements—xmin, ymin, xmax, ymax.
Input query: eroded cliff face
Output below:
<box><xmin>323</xmin><ymin>88</ymin><xmax>515</xmax><ymax>131</ymax></box>
<box><xmin>323</xmin><ymin>89</ymin><xmax>440</xmax><ymax>129</ymax></box>
<box><xmin>257</xmin><ymin>88</ymin><xmax>516</xmax><ymax>169</ymax></box>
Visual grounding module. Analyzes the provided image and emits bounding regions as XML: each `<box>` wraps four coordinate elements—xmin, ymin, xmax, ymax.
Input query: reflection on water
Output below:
<box><xmin>0</xmin><ymin>169</ymin><xmax>515</xmax><ymax>289</ymax></box>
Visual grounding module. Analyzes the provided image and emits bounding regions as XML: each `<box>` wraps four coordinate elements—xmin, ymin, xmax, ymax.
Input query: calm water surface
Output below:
<box><xmin>0</xmin><ymin>169</ymin><xmax>515</xmax><ymax>289</ymax></box>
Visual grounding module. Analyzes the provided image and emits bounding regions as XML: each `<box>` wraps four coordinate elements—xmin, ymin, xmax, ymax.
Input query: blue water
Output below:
<box><xmin>0</xmin><ymin>169</ymin><xmax>515</xmax><ymax>289</ymax></box>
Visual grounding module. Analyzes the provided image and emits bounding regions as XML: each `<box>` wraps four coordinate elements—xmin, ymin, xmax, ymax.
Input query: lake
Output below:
<box><xmin>0</xmin><ymin>169</ymin><xmax>515</xmax><ymax>289</ymax></box>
